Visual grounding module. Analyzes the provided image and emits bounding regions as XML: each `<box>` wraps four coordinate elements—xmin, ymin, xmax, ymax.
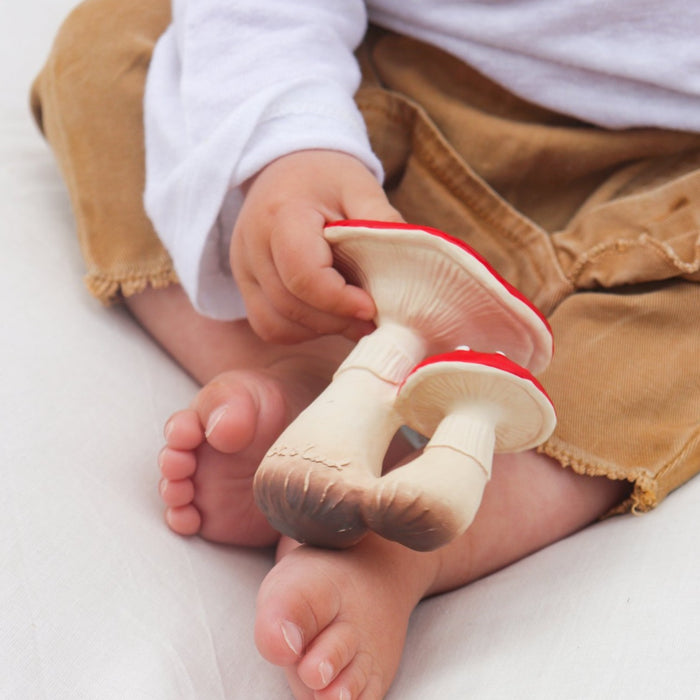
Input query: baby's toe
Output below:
<box><xmin>159</xmin><ymin>478</ymin><xmax>195</xmax><ymax>507</ymax></box>
<box><xmin>316</xmin><ymin>652</ymin><xmax>382</xmax><ymax>700</ymax></box>
<box><xmin>159</xmin><ymin>447</ymin><xmax>196</xmax><ymax>480</ymax></box>
<box><xmin>255</xmin><ymin>558</ymin><xmax>341</xmax><ymax>667</ymax></box>
<box><xmin>297</xmin><ymin>620</ymin><xmax>362</xmax><ymax>691</ymax></box>
<box><xmin>165</xmin><ymin>504</ymin><xmax>202</xmax><ymax>535</ymax></box>
<box><xmin>194</xmin><ymin>389</ymin><xmax>259</xmax><ymax>454</ymax></box>
<box><xmin>164</xmin><ymin>409</ymin><xmax>204</xmax><ymax>450</ymax></box>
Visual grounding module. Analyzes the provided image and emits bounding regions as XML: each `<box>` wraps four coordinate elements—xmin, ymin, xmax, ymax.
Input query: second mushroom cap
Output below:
<box><xmin>396</xmin><ymin>349</ymin><xmax>557</xmax><ymax>455</ymax></box>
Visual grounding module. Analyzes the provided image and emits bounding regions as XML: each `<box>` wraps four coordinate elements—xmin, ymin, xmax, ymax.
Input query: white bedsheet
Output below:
<box><xmin>2</xmin><ymin>2</ymin><xmax>699</xmax><ymax>698</ymax></box>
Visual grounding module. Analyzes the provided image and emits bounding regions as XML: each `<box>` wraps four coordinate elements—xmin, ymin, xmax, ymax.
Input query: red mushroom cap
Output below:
<box><xmin>396</xmin><ymin>348</ymin><xmax>556</xmax><ymax>453</ymax></box>
<box><xmin>329</xmin><ymin>219</ymin><xmax>550</xmax><ymax>331</ymax></box>
<box><xmin>324</xmin><ymin>220</ymin><xmax>553</xmax><ymax>374</ymax></box>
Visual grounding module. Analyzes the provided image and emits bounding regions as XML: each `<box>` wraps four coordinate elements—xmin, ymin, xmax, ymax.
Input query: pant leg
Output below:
<box><xmin>30</xmin><ymin>0</ymin><xmax>175</xmax><ymax>303</ymax></box>
<box><xmin>538</xmin><ymin>281</ymin><xmax>700</xmax><ymax>513</ymax></box>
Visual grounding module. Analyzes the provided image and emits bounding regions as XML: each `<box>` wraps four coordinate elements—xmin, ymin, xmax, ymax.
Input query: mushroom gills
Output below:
<box><xmin>325</xmin><ymin>220</ymin><xmax>554</xmax><ymax>373</ymax></box>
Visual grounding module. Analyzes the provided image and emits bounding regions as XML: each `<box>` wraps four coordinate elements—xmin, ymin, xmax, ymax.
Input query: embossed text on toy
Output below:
<box><xmin>266</xmin><ymin>444</ymin><xmax>351</xmax><ymax>471</ymax></box>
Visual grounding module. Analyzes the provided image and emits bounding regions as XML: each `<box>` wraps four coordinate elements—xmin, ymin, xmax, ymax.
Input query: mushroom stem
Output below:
<box><xmin>362</xmin><ymin>407</ymin><xmax>497</xmax><ymax>551</ymax></box>
<box><xmin>253</xmin><ymin>344</ymin><xmax>409</xmax><ymax>547</ymax></box>
<box><xmin>427</xmin><ymin>406</ymin><xmax>499</xmax><ymax>479</ymax></box>
<box><xmin>260</xmin><ymin>318</ymin><xmax>428</xmax><ymax>479</ymax></box>
<box><xmin>265</xmin><ymin>368</ymin><xmax>403</xmax><ymax>479</ymax></box>
<box><xmin>364</xmin><ymin>448</ymin><xmax>489</xmax><ymax>552</ymax></box>
<box><xmin>336</xmin><ymin>320</ymin><xmax>427</xmax><ymax>383</ymax></box>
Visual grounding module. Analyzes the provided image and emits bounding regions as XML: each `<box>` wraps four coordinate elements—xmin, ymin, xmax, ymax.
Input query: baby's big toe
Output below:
<box><xmin>254</xmin><ymin>553</ymin><xmax>340</xmax><ymax>667</ymax></box>
<box><xmin>192</xmin><ymin>376</ymin><xmax>266</xmax><ymax>454</ymax></box>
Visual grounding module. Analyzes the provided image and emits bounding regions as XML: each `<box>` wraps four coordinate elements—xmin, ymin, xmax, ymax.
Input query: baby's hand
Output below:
<box><xmin>231</xmin><ymin>150</ymin><xmax>402</xmax><ymax>343</ymax></box>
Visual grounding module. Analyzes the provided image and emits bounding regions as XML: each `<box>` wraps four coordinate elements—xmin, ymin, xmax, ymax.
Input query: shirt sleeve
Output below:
<box><xmin>143</xmin><ymin>0</ymin><xmax>382</xmax><ymax>319</ymax></box>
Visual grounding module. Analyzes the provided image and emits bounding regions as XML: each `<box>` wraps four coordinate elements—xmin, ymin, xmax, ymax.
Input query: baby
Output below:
<box><xmin>31</xmin><ymin>1</ymin><xmax>700</xmax><ymax>697</ymax></box>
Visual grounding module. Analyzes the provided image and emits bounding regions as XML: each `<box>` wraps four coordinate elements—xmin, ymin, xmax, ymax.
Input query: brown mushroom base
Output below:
<box><xmin>254</xmin><ymin>447</ymin><xmax>491</xmax><ymax>552</ymax></box>
<box><xmin>362</xmin><ymin>448</ymin><xmax>490</xmax><ymax>551</ymax></box>
<box><xmin>253</xmin><ymin>457</ymin><xmax>372</xmax><ymax>549</ymax></box>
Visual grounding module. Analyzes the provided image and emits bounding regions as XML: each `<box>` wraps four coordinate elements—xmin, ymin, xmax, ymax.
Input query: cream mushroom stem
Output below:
<box><xmin>262</xmin><ymin>320</ymin><xmax>430</xmax><ymax>485</ymax></box>
<box><xmin>263</xmin><ymin>366</ymin><xmax>404</xmax><ymax>481</ymax></box>
<box><xmin>362</xmin><ymin>405</ymin><xmax>498</xmax><ymax>553</ymax></box>
<box><xmin>425</xmin><ymin>403</ymin><xmax>501</xmax><ymax>478</ymax></box>
<box><xmin>253</xmin><ymin>321</ymin><xmax>427</xmax><ymax>548</ymax></box>
<box><xmin>364</xmin><ymin>350</ymin><xmax>557</xmax><ymax>552</ymax></box>
<box><xmin>336</xmin><ymin>320</ymin><xmax>427</xmax><ymax>383</ymax></box>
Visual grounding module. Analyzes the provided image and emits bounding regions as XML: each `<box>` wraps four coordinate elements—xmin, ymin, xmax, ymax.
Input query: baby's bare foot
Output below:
<box><xmin>255</xmin><ymin>536</ymin><xmax>438</xmax><ymax>699</ymax></box>
<box><xmin>158</xmin><ymin>364</ymin><xmax>328</xmax><ymax>547</ymax></box>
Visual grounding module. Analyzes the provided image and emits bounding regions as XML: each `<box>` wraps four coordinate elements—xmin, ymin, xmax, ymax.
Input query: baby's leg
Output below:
<box><xmin>255</xmin><ymin>450</ymin><xmax>630</xmax><ymax>700</ymax></box>
<box><xmin>126</xmin><ymin>285</ymin><xmax>352</xmax><ymax>386</ymax></box>
<box><xmin>126</xmin><ymin>285</ymin><xmax>362</xmax><ymax>546</ymax></box>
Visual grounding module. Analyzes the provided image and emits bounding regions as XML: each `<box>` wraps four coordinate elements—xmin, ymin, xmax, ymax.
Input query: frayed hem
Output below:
<box><xmin>538</xmin><ymin>438</ymin><xmax>658</xmax><ymax>518</ymax></box>
<box><xmin>85</xmin><ymin>268</ymin><xmax>179</xmax><ymax>305</ymax></box>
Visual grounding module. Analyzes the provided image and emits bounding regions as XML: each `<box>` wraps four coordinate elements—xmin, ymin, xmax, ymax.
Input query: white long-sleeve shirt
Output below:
<box><xmin>143</xmin><ymin>0</ymin><xmax>700</xmax><ymax>320</ymax></box>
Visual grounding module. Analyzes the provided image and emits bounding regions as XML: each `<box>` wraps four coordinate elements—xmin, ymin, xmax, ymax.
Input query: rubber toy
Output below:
<box><xmin>254</xmin><ymin>220</ymin><xmax>555</xmax><ymax>550</ymax></box>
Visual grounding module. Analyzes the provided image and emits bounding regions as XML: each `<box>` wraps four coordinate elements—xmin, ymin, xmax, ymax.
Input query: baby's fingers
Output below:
<box><xmin>250</xmin><ymin>292</ymin><xmax>375</xmax><ymax>344</ymax></box>
<box><xmin>239</xmin><ymin>268</ymin><xmax>374</xmax><ymax>344</ymax></box>
<box><xmin>271</xmin><ymin>222</ymin><xmax>375</xmax><ymax>322</ymax></box>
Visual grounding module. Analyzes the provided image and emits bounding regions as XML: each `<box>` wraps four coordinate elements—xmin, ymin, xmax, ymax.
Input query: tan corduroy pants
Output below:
<box><xmin>31</xmin><ymin>0</ymin><xmax>700</xmax><ymax>514</ymax></box>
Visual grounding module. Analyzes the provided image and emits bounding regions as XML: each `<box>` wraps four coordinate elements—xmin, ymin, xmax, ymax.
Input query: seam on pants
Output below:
<box><xmin>358</xmin><ymin>91</ymin><xmax>574</xmax><ymax>311</ymax></box>
<box><xmin>566</xmin><ymin>232</ymin><xmax>700</xmax><ymax>288</ymax></box>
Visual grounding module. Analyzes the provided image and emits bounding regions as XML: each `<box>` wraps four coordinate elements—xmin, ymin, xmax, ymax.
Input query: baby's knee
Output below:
<box><xmin>31</xmin><ymin>0</ymin><xmax>170</xmax><ymax>133</ymax></box>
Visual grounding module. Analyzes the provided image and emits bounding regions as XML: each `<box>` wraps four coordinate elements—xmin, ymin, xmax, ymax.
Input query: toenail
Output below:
<box><xmin>338</xmin><ymin>688</ymin><xmax>351</xmax><ymax>700</ymax></box>
<box><xmin>319</xmin><ymin>660</ymin><xmax>334</xmax><ymax>686</ymax></box>
<box><xmin>280</xmin><ymin>620</ymin><xmax>304</xmax><ymax>657</ymax></box>
<box><xmin>205</xmin><ymin>406</ymin><xmax>228</xmax><ymax>438</ymax></box>
<box><xmin>164</xmin><ymin>420</ymin><xmax>174</xmax><ymax>440</ymax></box>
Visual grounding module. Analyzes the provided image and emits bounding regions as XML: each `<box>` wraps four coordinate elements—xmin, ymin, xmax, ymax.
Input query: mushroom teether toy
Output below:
<box><xmin>364</xmin><ymin>349</ymin><xmax>556</xmax><ymax>551</ymax></box>
<box><xmin>253</xmin><ymin>220</ymin><xmax>553</xmax><ymax>548</ymax></box>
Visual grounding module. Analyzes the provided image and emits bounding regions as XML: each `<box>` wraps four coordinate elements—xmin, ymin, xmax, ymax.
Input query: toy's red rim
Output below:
<box><xmin>326</xmin><ymin>219</ymin><xmax>552</xmax><ymax>338</ymax></box>
<box><xmin>402</xmin><ymin>348</ymin><xmax>554</xmax><ymax>408</ymax></box>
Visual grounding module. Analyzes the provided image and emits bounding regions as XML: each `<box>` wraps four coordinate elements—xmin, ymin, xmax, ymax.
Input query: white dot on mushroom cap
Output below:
<box><xmin>456</xmin><ymin>345</ymin><xmax>508</xmax><ymax>358</ymax></box>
